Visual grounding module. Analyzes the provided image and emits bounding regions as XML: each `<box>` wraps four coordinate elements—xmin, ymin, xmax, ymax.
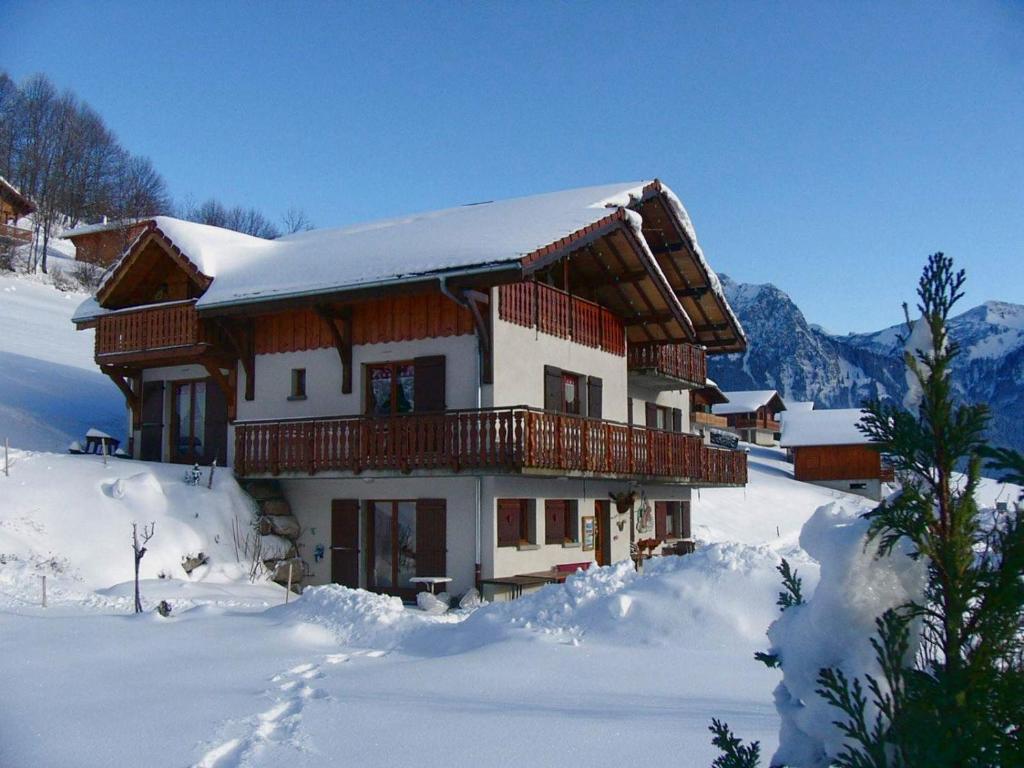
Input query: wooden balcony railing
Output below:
<box><xmin>233</xmin><ymin>407</ymin><xmax>747</xmax><ymax>486</ymax></box>
<box><xmin>498</xmin><ymin>282</ymin><xmax>626</xmax><ymax>356</ymax></box>
<box><xmin>692</xmin><ymin>411</ymin><xmax>729</xmax><ymax>429</ymax></box>
<box><xmin>628</xmin><ymin>342</ymin><xmax>706</xmax><ymax>386</ymax></box>
<box><xmin>95</xmin><ymin>300</ymin><xmax>209</xmax><ymax>358</ymax></box>
<box><xmin>0</xmin><ymin>222</ymin><xmax>32</xmax><ymax>244</ymax></box>
<box><xmin>731</xmin><ymin>416</ymin><xmax>781</xmax><ymax>432</ymax></box>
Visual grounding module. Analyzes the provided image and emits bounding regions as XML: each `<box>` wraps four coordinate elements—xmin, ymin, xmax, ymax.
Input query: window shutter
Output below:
<box><xmin>413</xmin><ymin>356</ymin><xmax>446</xmax><ymax>412</ymax></box>
<box><xmin>204</xmin><ymin>377</ymin><xmax>229</xmax><ymax>466</ymax></box>
<box><xmin>415</xmin><ymin>498</ymin><xmax>447</xmax><ymax>576</ymax></box>
<box><xmin>330</xmin><ymin>499</ymin><xmax>361</xmax><ymax>587</ymax></box>
<box><xmin>545</xmin><ymin>500</ymin><xmax>566</xmax><ymax>545</ymax></box>
<box><xmin>680</xmin><ymin>500</ymin><xmax>692</xmax><ymax>539</ymax></box>
<box><xmin>543</xmin><ymin>366</ymin><xmax>562</xmax><ymax>412</ymax></box>
<box><xmin>645</xmin><ymin>402</ymin><xmax>658</xmax><ymax>428</ymax></box>
<box><xmin>627</xmin><ymin>398</ymin><xmax>634</xmax><ymax>426</ymax></box>
<box><xmin>140</xmin><ymin>381</ymin><xmax>164</xmax><ymax>461</ymax></box>
<box><xmin>587</xmin><ymin>376</ymin><xmax>603</xmax><ymax>419</ymax></box>
<box><xmin>672</xmin><ymin>408</ymin><xmax>682</xmax><ymax>433</ymax></box>
<box><xmin>497</xmin><ymin>499</ymin><xmax>523</xmax><ymax>547</ymax></box>
<box><xmin>655</xmin><ymin>501</ymin><xmax>668</xmax><ymax>540</ymax></box>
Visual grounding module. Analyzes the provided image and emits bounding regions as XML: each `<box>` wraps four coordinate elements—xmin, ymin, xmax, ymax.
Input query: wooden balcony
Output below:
<box><xmin>233</xmin><ymin>407</ymin><xmax>747</xmax><ymax>486</ymax></box>
<box><xmin>0</xmin><ymin>222</ymin><xmax>32</xmax><ymax>245</ymax></box>
<box><xmin>731</xmin><ymin>416</ymin><xmax>781</xmax><ymax>432</ymax></box>
<box><xmin>628</xmin><ymin>342</ymin><xmax>707</xmax><ymax>389</ymax></box>
<box><xmin>692</xmin><ymin>411</ymin><xmax>729</xmax><ymax>429</ymax></box>
<box><xmin>94</xmin><ymin>300</ymin><xmax>217</xmax><ymax>363</ymax></box>
<box><xmin>498</xmin><ymin>282</ymin><xmax>626</xmax><ymax>356</ymax></box>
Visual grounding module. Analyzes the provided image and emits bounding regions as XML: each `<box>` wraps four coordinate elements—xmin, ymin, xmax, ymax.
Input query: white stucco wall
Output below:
<box><xmin>235</xmin><ymin>334</ymin><xmax>480</xmax><ymax>422</ymax></box>
<box><xmin>279</xmin><ymin>476</ymin><xmax>479</xmax><ymax>596</ymax></box>
<box><xmin>490</xmin><ymin>311</ymin><xmax>629</xmax><ymax>422</ymax></box>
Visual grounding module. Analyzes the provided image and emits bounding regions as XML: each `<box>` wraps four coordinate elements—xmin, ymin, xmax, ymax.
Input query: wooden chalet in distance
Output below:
<box><xmin>780</xmin><ymin>407</ymin><xmax>893</xmax><ymax>500</ymax></box>
<box><xmin>62</xmin><ymin>219</ymin><xmax>150</xmax><ymax>266</ymax></box>
<box><xmin>72</xmin><ymin>180</ymin><xmax>749</xmax><ymax>600</ymax></box>
<box><xmin>712</xmin><ymin>389</ymin><xmax>787</xmax><ymax>446</ymax></box>
<box><xmin>0</xmin><ymin>176</ymin><xmax>35</xmax><ymax>247</ymax></box>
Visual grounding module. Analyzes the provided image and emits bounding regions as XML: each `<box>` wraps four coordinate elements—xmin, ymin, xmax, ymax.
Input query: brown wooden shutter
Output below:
<box><xmin>330</xmin><ymin>499</ymin><xmax>361</xmax><ymax>587</ymax></box>
<box><xmin>413</xmin><ymin>355</ymin><xmax>446</xmax><ymax>412</ymax></box>
<box><xmin>416</xmin><ymin>498</ymin><xmax>447</xmax><ymax>577</ymax></box>
<box><xmin>545</xmin><ymin>500</ymin><xmax>567</xmax><ymax>544</ymax></box>
<box><xmin>543</xmin><ymin>366</ymin><xmax>562</xmax><ymax>412</ymax></box>
<box><xmin>140</xmin><ymin>381</ymin><xmax>164</xmax><ymax>461</ymax></box>
<box><xmin>645</xmin><ymin>402</ymin><xmax>658</xmax><ymax>428</ymax></box>
<box><xmin>655</xmin><ymin>501</ymin><xmax>668</xmax><ymax>540</ymax></box>
<box><xmin>497</xmin><ymin>499</ymin><xmax>523</xmax><ymax>547</ymax></box>
<box><xmin>680</xmin><ymin>500</ymin><xmax>692</xmax><ymax>539</ymax></box>
<box><xmin>672</xmin><ymin>408</ymin><xmax>682</xmax><ymax>433</ymax></box>
<box><xmin>587</xmin><ymin>376</ymin><xmax>603</xmax><ymax>419</ymax></box>
<box><xmin>627</xmin><ymin>398</ymin><xmax>633</xmax><ymax>426</ymax></box>
<box><xmin>204</xmin><ymin>378</ymin><xmax>229</xmax><ymax>466</ymax></box>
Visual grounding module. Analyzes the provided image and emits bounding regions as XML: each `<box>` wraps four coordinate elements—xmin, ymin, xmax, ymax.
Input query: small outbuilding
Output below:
<box><xmin>712</xmin><ymin>390</ymin><xmax>786</xmax><ymax>446</ymax></box>
<box><xmin>62</xmin><ymin>219</ymin><xmax>151</xmax><ymax>266</ymax></box>
<box><xmin>780</xmin><ymin>408</ymin><xmax>892</xmax><ymax>500</ymax></box>
<box><xmin>0</xmin><ymin>176</ymin><xmax>35</xmax><ymax>246</ymax></box>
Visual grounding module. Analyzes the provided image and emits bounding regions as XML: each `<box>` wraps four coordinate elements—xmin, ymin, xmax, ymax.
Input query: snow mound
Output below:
<box><xmin>767</xmin><ymin>501</ymin><xmax>926</xmax><ymax>767</ymax></box>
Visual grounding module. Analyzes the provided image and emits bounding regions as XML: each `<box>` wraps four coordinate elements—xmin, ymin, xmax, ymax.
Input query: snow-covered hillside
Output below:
<box><xmin>0</xmin><ymin>269</ymin><xmax>123</xmax><ymax>451</ymax></box>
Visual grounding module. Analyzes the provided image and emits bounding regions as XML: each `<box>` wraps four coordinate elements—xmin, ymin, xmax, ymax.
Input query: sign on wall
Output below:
<box><xmin>581</xmin><ymin>516</ymin><xmax>595</xmax><ymax>551</ymax></box>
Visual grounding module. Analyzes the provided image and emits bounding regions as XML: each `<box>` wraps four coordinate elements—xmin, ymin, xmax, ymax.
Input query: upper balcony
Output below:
<box><xmin>498</xmin><ymin>281</ymin><xmax>626</xmax><ymax>356</ymax></box>
<box><xmin>233</xmin><ymin>406</ymin><xmax>747</xmax><ymax>487</ymax></box>
<box><xmin>94</xmin><ymin>299</ymin><xmax>222</xmax><ymax>364</ymax></box>
<box><xmin>627</xmin><ymin>342</ymin><xmax>707</xmax><ymax>390</ymax></box>
<box><xmin>0</xmin><ymin>222</ymin><xmax>32</xmax><ymax>246</ymax></box>
<box><xmin>730</xmin><ymin>415</ymin><xmax>781</xmax><ymax>433</ymax></box>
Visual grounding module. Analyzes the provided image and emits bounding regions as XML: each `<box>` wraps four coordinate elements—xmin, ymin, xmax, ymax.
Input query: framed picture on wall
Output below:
<box><xmin>581</xmin><ymin>516</ymin><xmax>595</xmax><ymax>551</ymax></box>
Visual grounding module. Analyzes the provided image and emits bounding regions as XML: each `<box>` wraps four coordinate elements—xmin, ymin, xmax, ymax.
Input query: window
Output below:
<box><xmin>497</xmin><ymin>498</ymin><xmax>535</xmax><ymax>547</ymax></box>
<box><xmin>366</xmin><ymin>362</ymin><xmax>415</xmax><ymax>415</ymax></box>
<box><xmin>655</xmin><ymin>500</ymin><xmax>691</xmax><ymax>539</ymax></box>
<box><xmin>289</xmin><ymin>368</ymin><xmax>307</xmax><ymax>400</ymax></box>
<box><xmin>562</xmin><ymin>373</ymin><xmax>580</xmax><ymax>415</ymax></box>
<box><xmin>368</xmin><ymin>500</ymin><xmax>417</xmax><ymax>590</ymax></box>
<box><xmin>171</xmin><ymin>380</ymin><xmax>206</xmax><ymax>464</ymax></box>
<box><xmin>544</xmin><ymin>366</ymin><xmax>601</xmax><ymax>417</ymax></box>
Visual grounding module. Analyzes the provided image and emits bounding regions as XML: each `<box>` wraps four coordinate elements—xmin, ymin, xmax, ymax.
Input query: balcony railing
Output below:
<box><xmin>95</xmin><ymin>300</ymin><xmax>210</xmax><ymax>359</ymax></box>
<box><xmin>731</xmin><ymin>416</ymin><xmax>781</xmax><ymax>432</ymax></box>
<box><xmin>692</xmin><ymin>411</ymin><xmax>729</xmax><ymax>429</ymax></box>
<box><xmin>0</xmin><ymin>222</ymin><xmax>32</xmax><ymax>244</ymax></box>
<box><xmin>233</xmin><ymin>407</ymin><xmax>747</xmax><ymax>486</ymax></box>
<box><xmin>628</xmin><ymin>342</ymin><xmax>706</xmax><ymax>387</ymax></box>
<box><xmin>498</xmin><ymin>282</ymin><xmax>626</xmax><ymax>356</ymax></box>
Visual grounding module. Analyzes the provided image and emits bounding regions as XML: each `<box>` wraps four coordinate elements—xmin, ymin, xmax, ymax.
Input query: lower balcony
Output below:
<box><xmin>233</xmin><ymin>407</ymin><xmax>747</xmax><ymax>486</ymax></box>
<box><xmin>0</xmin><ymin>222</ymin><xmax>32</xmax><ymax>245</ymax></box>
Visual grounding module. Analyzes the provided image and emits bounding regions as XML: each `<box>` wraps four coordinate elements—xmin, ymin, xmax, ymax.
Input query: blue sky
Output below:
<box><xmin>5</xmin><ymin>1</ymin><xmax>1022</xmax><ymax>333</ymax></box>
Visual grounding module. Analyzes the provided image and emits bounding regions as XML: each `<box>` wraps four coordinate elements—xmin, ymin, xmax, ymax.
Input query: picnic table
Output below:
<box><xmin>84</xmin><ymin>429</ymin><xmax>120</xmax><ymax>455</ymax></box>
<box><xmin>409</xmin><ymin>576</ymin><xmax>452</xmax><ymax>595</ymax></box>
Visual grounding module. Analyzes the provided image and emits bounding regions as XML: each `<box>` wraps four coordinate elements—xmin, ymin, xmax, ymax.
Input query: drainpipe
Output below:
<box><xmin>439</xmin><ymin>277</ymin><xmax>484</xmax><ymax>589</ymax></box>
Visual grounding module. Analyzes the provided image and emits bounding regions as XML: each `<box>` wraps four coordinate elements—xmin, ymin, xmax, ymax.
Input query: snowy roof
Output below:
<box><xmin>712</xmin><ymin>390</ymin><xmax>786</xmax><ymax>415</ymax></box>
<box><xmin>0</xmin><ymin>176</ymin><xmax>35</xmax><ymax>214</ymax></box>
<box><xmin>62</xmin><ymin>219</ymin><xmax>147</xmax><ymax>239</ymax></box>
<box><xmin>779</xmin><ymin>408</ymin><xmax>873</xmax><ymax>447</ymax></box>
<box><xmin>73</xmin><ymin>181</ymin><xmax>745</xmax><ymax>349</ymax></box>
<box><xmin>779</xmin><ymin>401</ymin><xmax>815</xmax><ymax>421</ymax></box>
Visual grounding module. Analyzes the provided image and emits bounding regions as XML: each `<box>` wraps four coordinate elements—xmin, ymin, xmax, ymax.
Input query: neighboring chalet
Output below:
<box><xmin>72</xmin><ymin>180</ymin><xmax>749</xmax><ymax>600</ymax></box>
<box><xmin>63</xmin><ymin>219</ymin><xmax>150</xmax><ymax>266</ymax></box>
<box><xmin>780</xmin><ymin>408</ymin><xmax>893</xmax><ymax>500</ymax></box>
<box><xmin>0</xmin><ymin>176</ymin><xmax>35</xmax><ymax>247</ymax></box>
<box><xmin>712</xmin><ymin>390</ymin><xmax>786</xmax><ymax>446</ymax></box>
<box><xmin>689</xmin><ymin>380</ymin><xmax>738</xmax><ymax>448</ymax></box>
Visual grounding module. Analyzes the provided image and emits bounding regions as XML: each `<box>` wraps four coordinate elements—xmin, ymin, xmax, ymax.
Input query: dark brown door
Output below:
<box><xmin>203</xmin><ymin>380</ymin><xmax>228</xmax><ymax>466</ymax></box>
<box><xmin>331</xmin><ymin>499</ymin><xmax>360</xmax><ymax>587</ymax></box>
<box><xmin>594</xmin><ymin>500</ymin><xmax>611</xmax><ymax>566</ymax></box>
<box><xmin>416</xmin><ymin>499</ymin><xmax>447</xmax><ymax>577</ymax></box>
<box><xmin>140</xmin><ymin>381</ymin><xmax>164</xmax><ymax>461</ymax></box>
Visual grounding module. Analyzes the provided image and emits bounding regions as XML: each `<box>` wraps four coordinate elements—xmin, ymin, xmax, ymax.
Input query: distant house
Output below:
<box><xmin>0</xmin><ymin>176</ymin><xmax>35</xmax><ymax>247</ymax></box>
<box><xmin>690</xmin><ymin>380</ymin><xmax>736</xmax><ymax>445</ymax></box>
<box><xmin>780</xmin><ymin>408</ymin><xmax>892</xmax><ymax>500</ymax></box>
<box><xmin>62</xmin><ymin>219</ymin><xmax>150</xmax><ymax>266</ymax></box>
<box><xmin>712</xmin><ymin>390</ymin><xmax>786</xmax><ymax>445</ymax></box>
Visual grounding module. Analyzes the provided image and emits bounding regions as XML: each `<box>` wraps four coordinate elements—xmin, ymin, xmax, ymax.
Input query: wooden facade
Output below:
<box><xmin>66</xmin><ymin>222</ymin><xmax>149</xmax><ymax>266</ymax></box>
<box><xmin>793</xmin><ymin>444</ymin><xmax>882</xmax><ymax>482</ymax></box>
<box><xmin>0</xmin><ymin>176</ymin><xmax>35</xmax><ymax>246</ymax></box>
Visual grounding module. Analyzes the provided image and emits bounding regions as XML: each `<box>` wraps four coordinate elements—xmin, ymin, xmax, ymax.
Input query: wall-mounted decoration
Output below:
<box><xmin>582</xmin><ymin>516</ymin><xmax>595</xmax><ymax>551</ymax></box>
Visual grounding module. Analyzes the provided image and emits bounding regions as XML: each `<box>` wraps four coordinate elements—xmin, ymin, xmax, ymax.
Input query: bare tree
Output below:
<box><xmin>180</xmin><ymin>196</ymin><xmax>280</xmax><ymax>238</ymax></box>
<box><xmin>281</xmin><ymin>206</ymin><xmax>314</xmax><ymax>235</ymax></box>
<box><xmin>131</xmin><ymin>521</ymin><xmax>155</xmax><ymax>614</ymax></box>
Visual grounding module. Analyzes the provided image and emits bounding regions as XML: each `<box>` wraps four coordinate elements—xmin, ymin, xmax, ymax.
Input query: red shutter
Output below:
<box><xmin>655</xmin><ymin>501</ymin><xmax>668</xmax><ymax>540</ymax></box>
<box><xmin>416</xmin><ymin>498</ymin><xmax>447</xmax><ymax>576</ymax></box>
<box><xmin>413</xmin><ymin>356</ymin><xmax>446</xmax><ymax>412</ymax></box>
<box><xmin>497</xmin><ymin>499</ymin><xmax>523</xmax><ymax>547</ymax></box>
<box><xmin>545</xmin><ymin>500</ymin><xmax>567</xmax><ymax>545</ymax></box>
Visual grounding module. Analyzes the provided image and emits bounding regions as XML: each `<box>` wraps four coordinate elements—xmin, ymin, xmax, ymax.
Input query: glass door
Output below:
<box><xmin>171</xmin><ymin>380</ymin><xmax>206</xmax><ymax>464</ymax></box>
<box><xmin>368</xmin><ymin>500</ymin><xmax>418</xmax><ymax>596</ymax></box>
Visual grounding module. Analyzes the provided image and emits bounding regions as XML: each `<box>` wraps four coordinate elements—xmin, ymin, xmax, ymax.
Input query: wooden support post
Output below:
<box><xmin>103</xmin><ymin>369</ymin><xmax>141</xmax><ymax>432</ymax></box>
<box><xmin>216</xmin><ymin>319</ymin><xmax>255</xmax><ymax>401</ymax></box>
<box><xmin>315</xmin><ymin>305</ymin><xmax>353</xmax><ymax>395</ymax></box>
<box><xmin>202</xmin><ymin>362</ymin><xmax>236</xmax><ymax>420</ymax></box>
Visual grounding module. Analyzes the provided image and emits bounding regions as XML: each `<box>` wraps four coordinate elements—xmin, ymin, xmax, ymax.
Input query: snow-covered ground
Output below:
<box><xmin>1</xmin><ymin>275</ymin><xmax>1020</xmax><ymax>767</ymax></box>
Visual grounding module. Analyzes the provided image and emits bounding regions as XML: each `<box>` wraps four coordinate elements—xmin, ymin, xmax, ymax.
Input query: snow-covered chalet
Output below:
<box><xmin>72</xmin><ymin>181</ymin><xmax>748</xmax><ymax>599</ymax></box>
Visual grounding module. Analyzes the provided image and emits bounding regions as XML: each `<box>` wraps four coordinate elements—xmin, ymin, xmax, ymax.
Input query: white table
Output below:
<box><xmin>409</xmin><ymin>576</ymin><xmax>452</xmax><ymax>594</ymax></box>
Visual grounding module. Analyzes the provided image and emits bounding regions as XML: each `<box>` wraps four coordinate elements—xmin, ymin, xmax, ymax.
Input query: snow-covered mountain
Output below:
<box><xmin>710</xmin><ymin>276</ymin><xmax>1024</xmax><ymax>451</ymax></box>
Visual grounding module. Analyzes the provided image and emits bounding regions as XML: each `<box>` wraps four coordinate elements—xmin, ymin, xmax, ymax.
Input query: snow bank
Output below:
<box><xmin>0</xmin><ymin>451</ymin><xmax>257</xmax><ymax>606</ymax></box>
<box><xmin>767</xmin><ymin>502</ymin><xmax>926</xmax><ymax>767</ymax></box>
